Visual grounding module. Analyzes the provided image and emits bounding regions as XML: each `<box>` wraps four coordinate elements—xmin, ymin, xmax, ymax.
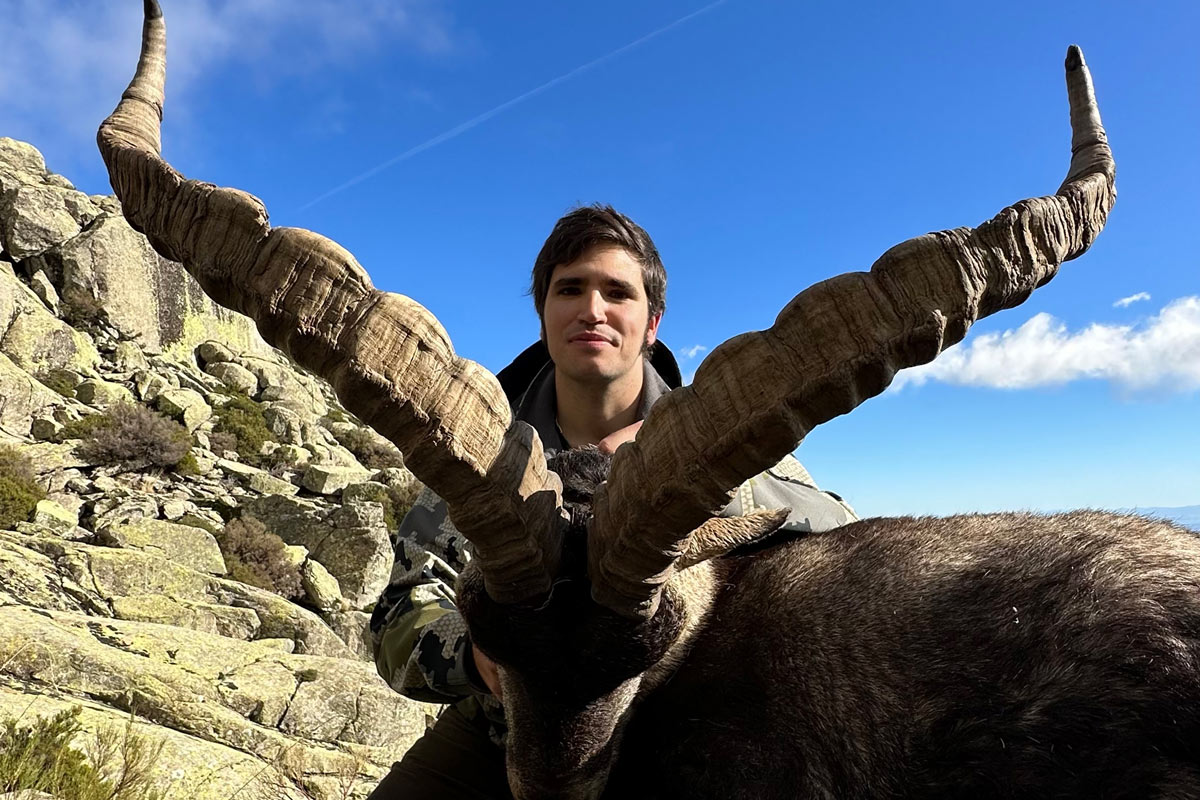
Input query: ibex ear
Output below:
<box><xmin>678</xmin><ymin>508</ymin><xmax>791</xmax><ymax>568</ymax></box>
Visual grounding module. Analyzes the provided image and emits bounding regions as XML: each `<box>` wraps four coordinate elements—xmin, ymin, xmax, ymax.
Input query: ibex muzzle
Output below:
<box><xmin>96</xmin><ymin>3</ymin><xmax>1200</xmax><ymax>798</ymax></box>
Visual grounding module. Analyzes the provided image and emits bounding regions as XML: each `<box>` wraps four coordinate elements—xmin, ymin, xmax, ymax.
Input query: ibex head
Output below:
<box><xmin>459</xmin><ymin>447</ymin><xmax>786</xmax><ymax>798</ymax></box>
<box><xmin>98</xmin><ymin>3</ymin><xmax>1114</xmax><ymax>798</ymax></box>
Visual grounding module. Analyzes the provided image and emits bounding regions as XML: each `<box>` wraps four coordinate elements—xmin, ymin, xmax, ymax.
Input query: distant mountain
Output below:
<box><xmin>1130</xmin><ymin>505</ymin><xmax>1200</xmax><ymax>532</ymax></box>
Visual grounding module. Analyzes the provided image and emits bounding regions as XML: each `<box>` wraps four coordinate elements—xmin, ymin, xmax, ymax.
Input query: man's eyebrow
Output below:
<box><xmin>550</xmin><ymin>275</ymin><xmax>641</xmax><ymax>295</ymax></box>
<box><xmin>605</xmin><ymin>277</ymin><xmax>639</xmax><ymax>295</ymax></box>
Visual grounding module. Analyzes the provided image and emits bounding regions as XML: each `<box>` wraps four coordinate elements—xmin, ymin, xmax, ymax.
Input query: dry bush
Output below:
<box><xmin>0</xmin><ymin>445</ymin><xmax>45</xmax><ymax>529</ymax></box>
<box><xmin>208</xmin><ymin>430</ymin><xmax>240</xmax><ymax>456</ymax></box>
<box><xmin>66</xmin><ymin>402</ymin><xmax>192</xmax><ymax>472</ymax></box>
<box><xmin>0</xmin><ymin>707</ymin><xmax>164</xmax><ymax>800</ymax></box>
<box><xmin>217</xmin><ymin>517</ymin><xmax>303</xmax><ymax>600</ymax></box>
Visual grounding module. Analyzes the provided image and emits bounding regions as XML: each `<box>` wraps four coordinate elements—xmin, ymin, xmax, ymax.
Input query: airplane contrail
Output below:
<box><xmin>298</xmin><ymin>0</ymin><xmax>726</xmax><ymax>212</ymax></box>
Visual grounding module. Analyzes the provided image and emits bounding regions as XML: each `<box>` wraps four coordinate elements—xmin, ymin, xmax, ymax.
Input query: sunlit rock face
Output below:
<box><xmin>1</xmin><ymin>136</ymin><xmax>275</xmax><ymax>359</ymax></box>
<box><xmin>0</xmin><ymin>138</ymin><xmax>428</xmax><ymax>799</ymax></box>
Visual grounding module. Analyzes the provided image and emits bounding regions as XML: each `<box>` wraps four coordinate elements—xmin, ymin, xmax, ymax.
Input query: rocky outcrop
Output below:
<box><xmin>1</xmin><ymin>136</ymin><xmax>274</xmax><ymax>360</ymax></box>
<box><xmin>0</xmin><ymin>139</ymin><xmax>430</xmax><ymax>798</ymax></box>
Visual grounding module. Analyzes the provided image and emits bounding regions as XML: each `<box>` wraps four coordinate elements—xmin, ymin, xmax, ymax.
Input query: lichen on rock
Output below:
<box><xmin>0</xmin><ymin>138</ymin><xmax>429</xmax><ymax>798</ymax></box>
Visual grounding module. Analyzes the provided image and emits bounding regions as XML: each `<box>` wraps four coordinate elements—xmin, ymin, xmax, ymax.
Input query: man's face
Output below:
<box><xmin>542</xmin><ymin>245</ymin><xmax>661</xmax><ymax>386</ymax></box>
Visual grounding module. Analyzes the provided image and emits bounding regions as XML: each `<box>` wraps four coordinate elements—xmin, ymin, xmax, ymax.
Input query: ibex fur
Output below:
<box><xmin>97</xmin><ymin>2</ymin><xmax>1200</xmax><ymax>798</ymax></box>
<box><xmin>463</xmin><ymin>449</ymin><xmax>1200</xmax><ymax>798</ymax></box>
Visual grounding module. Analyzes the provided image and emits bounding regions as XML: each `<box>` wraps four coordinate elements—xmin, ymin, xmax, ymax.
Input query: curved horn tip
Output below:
<box><xmin>145</xmin><ymin>0</ymin><xmax>163</xmax><ymax>19</ymax></box>
<box><xmin>1065</xmin><ymin>44</ymin><xmax>1085</xmax><ymax>70</ymax></box>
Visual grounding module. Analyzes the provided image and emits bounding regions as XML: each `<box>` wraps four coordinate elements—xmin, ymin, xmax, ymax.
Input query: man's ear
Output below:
<box><xmin>645</xmin><ymin>312</ymin><xmax>663</xmax><ymax>348</ymax></box>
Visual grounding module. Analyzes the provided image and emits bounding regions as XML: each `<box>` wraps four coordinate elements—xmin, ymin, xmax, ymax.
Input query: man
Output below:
<box><xmin>368</xmin><ymin>205</ymin><xmax>857</xmax><ymax>799</ymax></box>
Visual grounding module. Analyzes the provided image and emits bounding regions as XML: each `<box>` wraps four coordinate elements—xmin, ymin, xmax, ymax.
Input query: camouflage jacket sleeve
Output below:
<box><xmin>369</xmin><ymin>486</ymin><xmax>484</xmax><ymax>705</ymax></box>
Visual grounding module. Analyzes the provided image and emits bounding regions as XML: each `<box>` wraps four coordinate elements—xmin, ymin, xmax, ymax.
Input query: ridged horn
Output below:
<box><xmin>589</xmin><ymin>45</ymin><xmax>1115</xmax><ymax>619</ymax></box>
<box><xmin>98</xmin><ymin>0</ymin><xmax>564</xmax><ymax>604</ymax></box>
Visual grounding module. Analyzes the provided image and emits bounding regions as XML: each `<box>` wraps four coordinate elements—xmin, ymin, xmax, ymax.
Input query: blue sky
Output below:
<box><xmin>2</xmin><ymin>0</ymin><xmax>1196</xmax><ymax>517</ymax></box>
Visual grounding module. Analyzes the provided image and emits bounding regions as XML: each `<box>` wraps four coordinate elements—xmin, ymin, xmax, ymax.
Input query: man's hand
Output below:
<box><xmin>598</xmin><ymin>420</ymin><xmax>643</xmax><ymax>454</ymax></box>
<box><xmin>473</xmin><ymin>643</ymin><xmax>504</xmax><ymax>700</ymax></box>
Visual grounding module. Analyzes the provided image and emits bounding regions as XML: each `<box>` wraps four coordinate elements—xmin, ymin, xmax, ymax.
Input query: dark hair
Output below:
<box><xmin>529</xmin><ymin>204</ymin><xmax>667</xmax><ymax>321</ymax></box>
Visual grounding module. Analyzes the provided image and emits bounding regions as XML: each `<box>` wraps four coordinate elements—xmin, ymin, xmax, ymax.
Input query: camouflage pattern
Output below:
<box><xmin>369</xmin><ymin>359</ymin><xmax>857</xmax><ymax>745</ymax></box>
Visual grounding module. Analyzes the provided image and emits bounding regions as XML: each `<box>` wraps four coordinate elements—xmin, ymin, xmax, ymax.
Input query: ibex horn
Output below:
<box><xmin>98</xmin><ymin>0</ymin><xmax>565</xmax><ymax>604</ymax></box>
<box><xmin>589</xmin><ymin>45</ymin><xmax>1115</xmax><ymax>619</ymax></box>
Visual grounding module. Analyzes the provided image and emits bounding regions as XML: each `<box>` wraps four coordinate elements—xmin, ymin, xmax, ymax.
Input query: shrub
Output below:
<box><xmin>350</xmin><ymin>478</ymin><xmax>422</xmax><ymax>530</ymax></box>
<box><xmin>345</xmin><ymin>482</ymin><xmax>398</xmax><ymax>530</ymax></box>
<box><xmin>0</xmin><ymin>707</ymin><xmax>163</xmax><ymax>800</ymax></box>
<box><xmin>174</xmin><ymin>450</ymin><xmax>201</xmax><ymax>476</ymax></box>
<box><xmin>0</xmin><ymin>445</ymin><xmax>45</xmax><ymax>530</ymax></box>
<box><xmin>338</xmin><ymin>426</ymin><xmax>405</xmax><ymax>470</ymax></box>
<box><xmin>217</xmin><ymin>516</ymin><xmax>303</xmax><ymax>600</ymax></box>
<box><xmin>212</xmin><ymin>393</ymin><xmax>273</xmax><ymax>462</ymax></box>
<box><xmin>207</xmin><ymin>430</ymin><xmax>239</xmax><ymax>457</ymax></box>
<box><xmin>37</xmin><ymin>369</ymin><xmax>79</xmax><ymax>398</ymax></box>
<box><xmin>323</xmin><ymin>405</ymin><xmax>348</xmax><ymax>425</ymax></box>
<box><xmin>263</xmin><ymin>445</ymin><xmax>307</xmax><ymax>476</ymax></box>
<box><xmin>58</xmin><ymin>411</ymin><xmax>111</xmax><ymax>441</ymax></box>
<box><xmin>68</xmin><ymin>402</ymin><xmax>192</xmax><ymax>472</ymax></box>
<box><xmin>387</xmin><ymin>480</ymin><xmax>422</xmax><ymax>527</ymax></box>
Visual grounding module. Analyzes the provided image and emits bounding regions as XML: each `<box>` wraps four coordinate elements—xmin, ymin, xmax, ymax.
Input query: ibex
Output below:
<box><xmin>99</xmin><ymin>2</ymin><xmax>1200</xmax><ymax>798</ymax></box>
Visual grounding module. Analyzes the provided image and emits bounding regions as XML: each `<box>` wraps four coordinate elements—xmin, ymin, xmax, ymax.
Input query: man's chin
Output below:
<box><xmin>557</xmin><ymin>360</ymin><xmax>623</xmax><ymax>385</ymax></box>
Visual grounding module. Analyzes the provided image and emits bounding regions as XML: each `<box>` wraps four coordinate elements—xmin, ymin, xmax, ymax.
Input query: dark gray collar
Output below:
<box><xmin>514</xmin><ymin>360</ymin><xmax>671</xmax><ymax>452</ymax></box>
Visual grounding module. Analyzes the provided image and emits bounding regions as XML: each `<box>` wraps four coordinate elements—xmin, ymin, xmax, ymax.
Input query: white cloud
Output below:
<box><xmin>679</xmin><ymin>344</ymin><xmax>709</xmax><ymax>360</ymax></box>
<box><xmin>893</xmin><ymin>296</ymin><xmax>1200</xmax><ymax>393</ymax></box>
<box><xmin>0</xmin><ymin>0</ymin><xmax>458</xmax><ymax>173</ymax></box>
<box><xmin>1114</xmin><ymin>292</ymin><xmax>1151</xmax><ymax>308</ymax></box>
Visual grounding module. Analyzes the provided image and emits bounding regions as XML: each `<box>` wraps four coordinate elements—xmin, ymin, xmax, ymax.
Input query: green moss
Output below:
<box><xmin>387</xmin><ymin>480</ymin><xmax>422</xmax><ymax>527</ymax></box>
<box><xmin>0</xmin><ymin>445</ymin><xmax>45</xmax><ymax>530</ymax></box>
<box><xmin>212</xmin><ymin>392</ymin><xmax>273</xmax><ymax>463</ymax></box>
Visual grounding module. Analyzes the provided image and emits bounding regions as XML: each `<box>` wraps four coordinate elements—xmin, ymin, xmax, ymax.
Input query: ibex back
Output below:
<box><xmin>460</xmin><ymin>449</ymin><xmax>1200</xmax><ymax>798</ymax></box>
<box><xmin>97</xmin><ymin>2</ymin><xmax>1200</xmax><ymax>798</ymax></box>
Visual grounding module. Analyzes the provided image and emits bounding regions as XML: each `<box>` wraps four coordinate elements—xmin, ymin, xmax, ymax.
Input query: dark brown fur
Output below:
<box><xmin>460</xmin><ymin>452</ymin><xmax>1200</xmax><ymax>799</ymax></box>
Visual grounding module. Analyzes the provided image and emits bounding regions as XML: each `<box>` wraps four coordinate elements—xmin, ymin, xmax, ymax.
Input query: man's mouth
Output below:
<box><xmin>570</xmin><ymin>333</ymin><xmax>612</xmax><ymax>345</ymax></box>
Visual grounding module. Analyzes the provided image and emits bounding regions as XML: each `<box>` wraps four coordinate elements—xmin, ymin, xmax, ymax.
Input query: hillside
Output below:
<box><xmin>0</xmin><ymin>137</ymin><xmax>434</xmax><ymax>799</ymax></box>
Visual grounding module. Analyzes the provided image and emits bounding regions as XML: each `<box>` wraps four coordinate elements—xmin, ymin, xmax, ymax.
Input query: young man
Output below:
<box><xmin>367</xmin><ymin>205</ymin><xmax>857</xmax><ymax>799</ymax></box>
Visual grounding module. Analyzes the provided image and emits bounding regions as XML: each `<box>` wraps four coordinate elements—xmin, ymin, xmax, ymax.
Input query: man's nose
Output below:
<box><xmin>580</xmin><ymin>291</ymin><xmax>606</xmax><ymax>323</ymax></box>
